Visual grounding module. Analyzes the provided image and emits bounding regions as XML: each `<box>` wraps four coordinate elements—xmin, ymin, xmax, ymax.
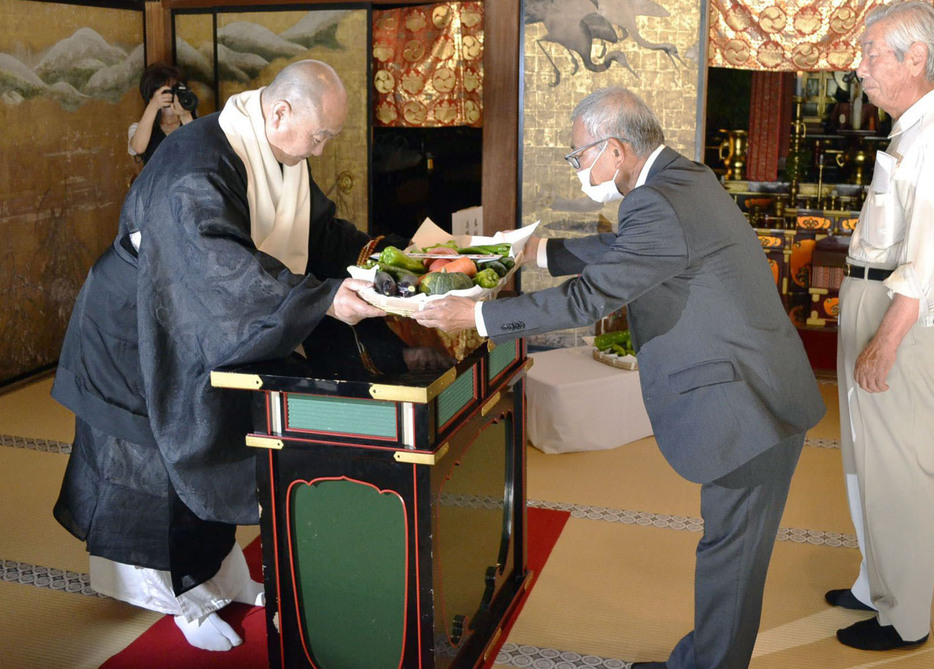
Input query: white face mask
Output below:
<box><xmin>576</xmin><ymin>142</ymin><xmax>623</xmax><ymax>203</ymax></box>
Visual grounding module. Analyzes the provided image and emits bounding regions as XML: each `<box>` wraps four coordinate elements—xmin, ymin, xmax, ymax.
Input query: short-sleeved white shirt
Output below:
<box><xmin>127</xmin><ymin>122</ymin><xmax>140</xmax><ymax>156</ymax></box>
<box><xmin>849</xmin><ymin>88</ymin><xmax>934</xmax><ymax>326</ymax></box>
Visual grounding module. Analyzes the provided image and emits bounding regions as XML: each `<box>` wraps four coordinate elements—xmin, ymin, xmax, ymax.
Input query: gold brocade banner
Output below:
<box><xmin>372</xmin><ymin>2</ymin><xmax>483</xmax><ymax>127</ymax></box>
<box><xmin>709</xmin><ymin>0</ymin><xmax>889</xmax><ymax>71</ymax></box>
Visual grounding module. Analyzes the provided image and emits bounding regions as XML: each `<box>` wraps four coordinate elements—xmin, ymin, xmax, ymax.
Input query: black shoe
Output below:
<box><xmin>825</xmin><ymin>588</ymin><xmax>874</xmax><ymax>611</ymax></box>
<box><xmin>630</xmin><ymin>663</ymin><xmax>667</xmax><ymax>668</ymax></box>
<box><xmin>837</xmin><ymin>617</ymin><xmax>929</xmax><ymax>650</ymax></box>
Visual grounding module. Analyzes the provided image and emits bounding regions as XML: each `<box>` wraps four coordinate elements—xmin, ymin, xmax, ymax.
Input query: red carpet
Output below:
<box><xmin>102</xmin><ymin>506</ymin><xmax>570</xmax><ymax>668</ymax></box>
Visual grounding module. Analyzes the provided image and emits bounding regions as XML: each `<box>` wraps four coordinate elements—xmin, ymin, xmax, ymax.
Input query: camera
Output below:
<box><xmin>171</xmin><ymin>82</ymin><xmax>198</xmax><ymax>112</ymax></box>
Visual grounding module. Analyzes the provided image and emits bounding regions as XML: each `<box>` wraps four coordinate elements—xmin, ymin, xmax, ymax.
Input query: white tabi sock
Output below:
<box><xmin>174</xmin><ymin>611</ymin><xmax>243</xmax><ymax>651</ymax></box>
<box><xmin>233</xmin><ymin>579</ymin><xmax>266</xmax><ymax>607</ymax></box>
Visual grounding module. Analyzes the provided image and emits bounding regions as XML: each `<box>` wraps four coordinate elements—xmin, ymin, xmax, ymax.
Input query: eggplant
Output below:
<box><xmin>374</xmin><ymin>270</ymin><xmax>398</xmax><ymax>296</ymax></box>
<box><xmin>396</xmin><ymin>271</ymin><xmax>420</xmax><ymax>297</ymax></box>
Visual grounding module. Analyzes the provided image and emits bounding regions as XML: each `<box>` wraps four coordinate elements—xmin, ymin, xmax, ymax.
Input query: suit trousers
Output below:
<box><xmin>666</xmin><ymin>433</ymin><xmax>804</xmax><ymax>669</ymax></box>
<box><xmin>837</xmin><ymin>276</ymin><xmax>934</xmax><ymax>640</ymax></box>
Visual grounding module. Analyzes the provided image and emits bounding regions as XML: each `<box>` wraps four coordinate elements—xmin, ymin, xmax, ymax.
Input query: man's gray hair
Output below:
<box><xmin>866</xmin><ymin>0</ymin><xmax>934</xmax><ymax>81</ymax></box>
<box><xmin>571</xmin><ymin>86</ymin><xmax>665</xmax><ymax>158</ymax></box>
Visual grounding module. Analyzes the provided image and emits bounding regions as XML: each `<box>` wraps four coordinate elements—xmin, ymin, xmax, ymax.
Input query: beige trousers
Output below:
<box><xmin>837</xmin><ymin>276</ymin><xmax>934</xmax><ymax>640</ymax></box>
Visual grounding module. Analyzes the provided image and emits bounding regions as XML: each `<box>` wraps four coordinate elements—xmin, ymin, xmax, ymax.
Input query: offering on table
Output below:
<box><xmin>591</xmin><ymin>329</ymin><xmax>639</xmax><ymax>370</ymax></box>
<box><xmin>348</xmin><ymin>220</ymin><xmax>537</xmax><ymax>317</ymax></box>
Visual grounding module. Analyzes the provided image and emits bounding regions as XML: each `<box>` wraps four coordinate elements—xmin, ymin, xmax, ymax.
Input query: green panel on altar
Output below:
<box><xmin>488</xmin><ymin>342</ymin><xmax>517</xmax><ymax>381</ymax></box>
<box><xmin>287</xmin><ymin>394</ymin><xmax>396</xmax><ymax>437</ymax></box>
<box><xmin>437</xmin><ymin>368</ymin><xmax>475</xmax><ymax>426</ymax></box>
<box><xmin>290</xmin><ymin>479</ymin><xmax>406</xmax><ymax>669</ymax></box>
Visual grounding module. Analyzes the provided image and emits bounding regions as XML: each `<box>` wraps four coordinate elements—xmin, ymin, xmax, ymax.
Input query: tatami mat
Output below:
<box><xmin>504</xmin><ymin>516</ymin><xmax>698</xmax><ymax>662</ymax></box>
<box><xmin>529</xmin><ymin>433</ymin><xmax>853</xmax><ymax>535</ymax></box>
<box><xmin>0</xmin><ymin>376</ymin><xmax>74</xmax><ymax>443</ymax></box>
<box><xmin>0</xmin><ymin>447</ymin><xmax>85</xmax><ymax>571</ymax></box>
<box><xmin>528</xmin><ymin>436</ymin><xmax>701</xmax><ymax>517</ymax></box>
<box><xmin>3</xmin><ymin>372</ymin><xmax>932</xmax><ymax>668</ymax></box>
<box><xmin>810</xmin><ymin>381</ymin><xmax>843</xmax><ymax>441</ymax></box>
<box><xmin>0</xmin><ymin>580</ymin><xmax>161</xmax><ymax>669</ymax></box>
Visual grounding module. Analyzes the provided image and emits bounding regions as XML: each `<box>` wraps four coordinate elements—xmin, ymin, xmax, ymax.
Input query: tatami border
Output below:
<box><xmin>495</xmin><ymin>642</ymin><xmax>631</xmax><ymax>668</ymax></box>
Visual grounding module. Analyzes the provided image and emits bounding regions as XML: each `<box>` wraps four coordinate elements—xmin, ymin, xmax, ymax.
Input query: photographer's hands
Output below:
<box><xmin>171</xmin><ymin>96</ymin><xmax>194</xmax><ymax>124</ymax></box>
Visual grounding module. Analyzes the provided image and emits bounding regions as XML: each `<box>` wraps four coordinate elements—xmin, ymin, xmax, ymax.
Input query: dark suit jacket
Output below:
<box><xmin>483</xmin><ymin>147</ymin><xmax>825</xmax><ymax>483</ymax></box>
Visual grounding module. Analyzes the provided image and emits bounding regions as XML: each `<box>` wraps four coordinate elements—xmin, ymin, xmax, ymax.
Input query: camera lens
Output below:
<box><xmin>172</xmin><ymin>83</ymin><xmax>198</xmax><ymax>112</ymax></box>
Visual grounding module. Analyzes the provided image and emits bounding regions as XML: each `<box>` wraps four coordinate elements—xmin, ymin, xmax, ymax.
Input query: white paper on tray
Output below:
<box><xmin>410</xmin><ymin>217</ymin><xmax>539</xmax><ymax>257</ymax></box>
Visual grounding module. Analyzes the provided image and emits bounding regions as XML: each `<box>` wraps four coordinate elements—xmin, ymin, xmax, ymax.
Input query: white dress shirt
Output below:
<box><xmin>849</xmin><ymin>89</ymin><xmax>934</xmax><ymax>326</ymax></box>
<box><xmin>475</xmin><ymin>144</ymin><xmax>666</xmax><ymax>336</ymax></box>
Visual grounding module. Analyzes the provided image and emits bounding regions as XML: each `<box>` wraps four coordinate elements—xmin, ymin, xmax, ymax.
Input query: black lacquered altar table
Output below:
<box><xmin>211</xmin><ymin>327</ymin><xmax>531</xmax><ymax>669</ymax></box>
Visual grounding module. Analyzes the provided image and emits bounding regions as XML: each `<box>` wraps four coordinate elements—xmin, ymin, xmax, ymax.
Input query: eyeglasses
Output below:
<box><xmin>564</xmin><ymin>137</ymin><xmax>625</xmax><ymax>169</ymax></box>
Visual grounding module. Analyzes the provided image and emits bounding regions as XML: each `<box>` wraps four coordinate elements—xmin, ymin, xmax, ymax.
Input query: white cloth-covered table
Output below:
<box><xmin>526</xmin><ymin>346</ymin><xmax>653</xmax><ymax>454</ymax></box>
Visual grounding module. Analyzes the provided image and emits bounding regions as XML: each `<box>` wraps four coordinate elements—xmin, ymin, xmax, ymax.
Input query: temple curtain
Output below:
<box><xmin>372</xmin><ymin>2</ymin><xmax>483</xmax><ymax>128</ymax></box>
<box><xmin>746</xmin><ymin>71</ymin><xmax>793</xmax><ymax>182</ymax></box>
<box><xmin>709</xmin><ymin>0</ymin><xmax>888</xmax><ymax>72</ymax></box>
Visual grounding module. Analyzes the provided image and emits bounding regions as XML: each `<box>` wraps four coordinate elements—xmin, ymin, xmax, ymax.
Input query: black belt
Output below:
<box><xmin>844</xmin><ymin>263</ymin><xmax>894</xmax><ymax>281</ymax></box>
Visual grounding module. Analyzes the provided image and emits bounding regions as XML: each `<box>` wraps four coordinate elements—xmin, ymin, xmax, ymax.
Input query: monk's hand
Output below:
<box><xmin>854</xmin><ymin>338</ymin><xmax>896</xmax><ymax>393</ymax></box>
<box><xmin>327</xmin><ymin>278</ymin><xmax>384</xmax><ymax>325</ymax></box>
<box><xmin>412</xmin><ymin>296</ymin><xmax>477</xmax><ymax>333</ymax></box>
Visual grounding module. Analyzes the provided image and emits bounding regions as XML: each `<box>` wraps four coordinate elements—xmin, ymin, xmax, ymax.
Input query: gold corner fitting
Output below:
<box><xmin>393</xmin><ymin>442</ymin><xmax>449</xmax><ymax>465</ymax></box>
<box><xmin>481</xmin><ymin>391</ymin><xmax>502</xmax><ymax>416</ymax></box>
<box><xmin>523</xmin><ymin>358</ymin><xmax>534</xmax><ymax>373</ymax></box>
<box><xmin>369</xmin><ymin>366</ymin><xmax>457</xmax><ymax>403</ymax></box>
<box><xmin>246</xmin><ymin>435</ymin><xmax>284</xmax><ymax>450</ymax></box>
<box><xmin>483</xmin><ymin>628</ymin><xmax>503</xmax><ymax>663</ymax></box>
<box><xmin>210</xmin><ymin>371</ymin><xmax>263</xmax><ymax>390</ymax></box>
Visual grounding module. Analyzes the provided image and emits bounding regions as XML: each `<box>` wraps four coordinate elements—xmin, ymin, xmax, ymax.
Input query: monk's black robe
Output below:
<box><xmin>52</xmin><ymin>113</ymin><xmax>397</xmax><ymax>593</ymax></box>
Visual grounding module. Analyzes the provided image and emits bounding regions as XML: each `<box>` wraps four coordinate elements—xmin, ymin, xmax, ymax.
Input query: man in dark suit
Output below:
<box><xmin>414</xmin><ymin>86</ymin><xmax>825</xmax><ymax>668</ymax></box>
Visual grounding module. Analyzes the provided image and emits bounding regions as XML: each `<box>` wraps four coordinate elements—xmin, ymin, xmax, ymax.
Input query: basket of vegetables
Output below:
<box><xmin>591</xmin><ymin>330</ymin><xmax>638</xmax><ymax>370</ymax></box>
<box><xmin>348</xmin><ymin>221</ymin><xmax>538</xmax><ymax>317</ymax></box>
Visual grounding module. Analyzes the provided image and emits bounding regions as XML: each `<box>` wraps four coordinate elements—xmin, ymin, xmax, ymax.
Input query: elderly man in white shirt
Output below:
<box><xmin>827</xmin><ymin>0</ymin><xmax>934</xmax><ymax>652</ymax></box>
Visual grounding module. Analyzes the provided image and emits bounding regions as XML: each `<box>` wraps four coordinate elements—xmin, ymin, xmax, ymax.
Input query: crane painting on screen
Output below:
<box><xmin>525</xmin><ymin>0</ymin><xmax>685</xmax><ymax>87</ymax></box>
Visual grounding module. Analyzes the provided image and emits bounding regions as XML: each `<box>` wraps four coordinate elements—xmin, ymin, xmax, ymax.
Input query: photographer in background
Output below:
<box><xmin>129</xmin><ymin>62</ymin><xmax>198</xmax><ymax>165</ymax></box>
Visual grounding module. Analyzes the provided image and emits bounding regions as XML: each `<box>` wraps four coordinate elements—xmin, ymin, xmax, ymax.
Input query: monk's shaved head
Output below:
<box><xmin>262</xmin><ymin>59</ymin><xmax>346</xmax><ymax>118</ymax></box>
<box><xmin>261</xmin><ymin>60</ymin><xmax>349</xmax><ymax>166</ymax></box>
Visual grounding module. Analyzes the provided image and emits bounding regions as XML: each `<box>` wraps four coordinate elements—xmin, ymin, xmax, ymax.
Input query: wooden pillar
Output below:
<box><xmin>481</xmin><ymin>0</ymin><xmax>520</xmax><ymax>235</ymax></box>
<box><xmin>144</xmin><ymin>0</ymin><xmax>172</xmax><ymax>65</ymax></box>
